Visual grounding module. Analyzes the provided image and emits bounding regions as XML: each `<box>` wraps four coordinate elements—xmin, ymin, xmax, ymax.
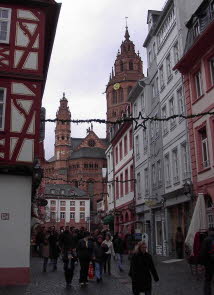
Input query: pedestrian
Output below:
<box><xmin>129</xmin><ymin>241</ymin><xmax>159</xmax><ymax>295</ymax></box>
<box><xmin>175</xmin><ymin>226</ymin><xmax>184</xmax><ymax>259</ymax></box>
<box><xmin>113</xmin><ymin>232</ymin><xmax>125</xmax><ymax>272</ymax></box>
<box><xmin>48</xmin><ymin>227</ymin><xmax>59</xmax><ymax>271</ymax></box>
<box><xmin>36</xmin><ymin>226</ymin><xmax>45</xmax><ymax>257</ymax></box>
<box><xmin>42</xmin><ymin>238</ymin><xmax>50</xmax><ymax>272</ymax></box>
<box><xmin>200</xmin><ymin>227</ymin><xmax>214</xmax><ymax>295</ymax></box>
<box><xmin>63</xmin><ymin>247</ymin><xmax>77</xmax><ymax>288</ymax></box>
<box><xmin>93</xmin><ymin>235</ymin><xmax>108</xmax><ymax>283</ymax></box>
<box><xmin>103</xmin><ymin>233</ymin><xmax>115</xmax><ymax>275</ymax></box>
<box><xmin>77</xmin><ymin>231</ymin><xmax>93</xmax><ymax>286</ymax></box>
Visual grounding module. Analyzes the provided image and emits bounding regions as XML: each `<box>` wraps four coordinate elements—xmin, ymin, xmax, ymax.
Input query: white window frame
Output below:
<box><xmin>0</xmin><ymin>87</ymin><xmax>6</xmax><ymax>131</ymax></box>
<box><xmin>159</xmin><ymin>65</ymin><xmax>165</xmax><ymax>89</ymax></box>
<box><xmin>177</xmin><ymin>87</ymin><xmax>185</xmax><ymax>116</ymax></box>
<box><xmin>133</xmin><ymin>102</ymin><xmax>138</xmax><ymax>117</ymax></box>
<box><xmin>0</xmin><ymin>7</ymin><xmax>11</xmax><ymax>44</ymax></box>
<box><xmin>60</xmin><ymin>212</ymin><xmax>65</xmax><ymax>219</ymax></box>
<box><xmin>136</xmin><ymin>172</ymin><xmax>141</xmax><ymax>198</ymax></box>
<box><xmin>162</xmin><ymin>105</ymin><xmax>168</xmax><ymax>135</ymax></box>
<box><xmin>70</xmin><ymin>212</ymin><xmax>75</xmax><ymax>219</ymax></box>
<box><xmin>157</xmin><ymin>160</ymin><xmax>161</xmax><ymax>185</ymax></box>
<box><xmin>50</xmin><ymin>200</ymin><xmax>56</xmax><ymax>205</ymax></box>
<box><xmin>172</xmin><ymin>148</ymin><xmax>180</xmax><ymax>183</ymax></box>
<box><xmin>145</xmin><ymin>168</ymin><xmax>149</xmax><ymax>195</ymax></box>
<box><xmin>166</xmin><ymin>53</ymin><xmax>172</xmax><ymax>79</ymax></box>
<box><xmin>193</xmin><ymin>21</ymin><xmax>200</xmax><ymax>38</ymax></box>
<box><xmin>70</xmin><ymin>201</ymin><xmax>75</xmax><ymax>206</ymax></box>
<box><xmin>164</xmin><ymin>153</ymin><xmax>171</xmax><ymax>187</ymax></box>
<box><xmin>201</xmin><ymin>130</ymin><xmax>210</xmax><ymax>168</ymax></box>
<box><xmin>173</xmin><ymin>41</ymin><xmax>179</xmax><ymax>65</ymax></box>
<box><xmin>143</xmin><ymin>128</ymin><xmax>148</xmax><ymax>153</ymax></box>
<box><xmin>80</xmin><ymin>212</ymin><xmax>85</xmax><ymax>220</ymax></box>
<box><xmin>50</xmin><ymin>189</ymin><xmax>55</xmax><ymax>195</ymax></box>
<box><xmin>80</xmin><ymin>201</ymin><xmax>85</xmax><ymax>206</ymax></box>
<box><xmin>60</xmin><ymin>200</ymin><xmax>66</xmax><ymax>206</ymax></box>
<box><xmin>169</xmin><ymin>97</ymin><xmax>176</xmax><ymax>128</ymax></box>
<box><xmin>181</xmin><ymin>141</ymin><xmax>190</xmax><ymax>180</ymax></box>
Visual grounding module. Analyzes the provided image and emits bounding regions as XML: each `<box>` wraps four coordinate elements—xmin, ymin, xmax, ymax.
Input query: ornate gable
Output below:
<box><xmin>74</xmin><ymin>130</ymin><xmax>107</xmax><ymax>151</ymax></box>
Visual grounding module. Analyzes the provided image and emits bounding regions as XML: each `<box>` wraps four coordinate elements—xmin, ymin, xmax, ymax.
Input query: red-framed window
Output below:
<box><xmin>119</xmin><ymin>141</ymin><xmax>123</xmax><ymax>161</ymax></box>
<box><xmin>120</xmin><ymin>173</ymin><xmax>123</xmax><ymax>197</ymax></box>
<box><xmin>130</xmin><ymin>165</ymin><xmax>134</xmax><ymax>192</ymax></box>
<box><xmin>129</xmin><ymin>129</ymin><xmax>133</xmax><ymax>150</ymax></box>
<box><xmin>115</xmin><ymin>146</ymin><xmax>118</xmax><ymax>164</ymax></box>
<box><xmin>195</xmin><ymin>123</ymin><xmax>210</xmax><ymax>172</ymax></box>
<box><xmin>115</xmin><ymin>177</ymin><xmax>119</xmax><ymax>199</ymax></box>
<box><xmin>124</xmin><ymin>135</ymin><xmax>128</xmax><ymax>155</ymax></box>
<box><xmin>125</xmin><ymin>169</ymin><xmax>129</xmax><ymax>194</ymax></box>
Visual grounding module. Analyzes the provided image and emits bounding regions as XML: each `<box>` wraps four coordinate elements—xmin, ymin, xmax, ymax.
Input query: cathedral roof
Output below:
<box><xmin>70</xmin><ymin>147</ymin><xmax>106</xmax><ymax>160</ymax></box>
<box><xmin>44</xmin><ymin>184</ymin><xmax>87</xmax><ymax>198</ymax></box>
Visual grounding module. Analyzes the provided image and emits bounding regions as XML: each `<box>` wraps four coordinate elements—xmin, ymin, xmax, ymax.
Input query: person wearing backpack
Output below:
<box><xmin>200</xmin><ymin>227</ymin><xmax>214</xmax><ymax>295</ymax></box>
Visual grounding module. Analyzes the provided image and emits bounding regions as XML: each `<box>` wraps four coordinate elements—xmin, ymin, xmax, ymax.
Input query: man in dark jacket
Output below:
<box><xmin>93</xmin><ymin>235</ymin><xmax>108</xmax><ymax>282</ymax></box>
<box><xmin>113</xmin><ymin>233</ymin><xmax>125</xmax><ymax>271</ymax></box>
<box><xmin>129</xmin><ymin>242</ymin><xmax>159</xmax><ymax>295</ymax></box>
<box><xmin>77</xmin><ymin>232</ymin><xmax>93</xmax><ymax>286</ymax></box>
<box><xmin>200</xmin><ymin>227</ymin><xmax>214</xmax><ymax>295</ymax></box>
<box><xmin>48</xmin><ymin>227</ymin><xmax>59</xmax><ymax>271</ymax></box>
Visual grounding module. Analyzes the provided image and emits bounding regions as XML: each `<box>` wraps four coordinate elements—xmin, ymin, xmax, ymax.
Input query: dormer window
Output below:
<box><xmin>0</xmin><ymin>8</ymin><xmax>11</xmax><ymax>43</ymax></box>
<box><xmin>50</xmin><ymin>189</ymin><xmax>55</xmax><ymax>194</ymax></box>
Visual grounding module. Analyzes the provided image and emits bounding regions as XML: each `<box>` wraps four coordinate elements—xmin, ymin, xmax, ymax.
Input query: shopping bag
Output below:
<box><xmin>88</xmin><ymin>262</ymin><xmax>94</xmax><ymax>279</ymax></box>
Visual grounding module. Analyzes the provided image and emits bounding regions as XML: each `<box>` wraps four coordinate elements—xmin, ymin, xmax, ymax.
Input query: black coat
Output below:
<box><xmin>93</xmin><ymin>242</ymin><xmax>108</xmax><ymax>263</ymax></box>
<box><xmin>129</xmin><ymin>252</ymin><xmax>159</xmax><ymax>292</ymax></box>
<box><xmin>77</xmin><ymin>239</ymin><xmax>94</xmax><ymax>261</ymax></box>
<box><xmin>200</xmin><ymin>233</ymin><xmax>214</xmax><ymax>269</ymax></box>
<box><xmin>113</xmin><ymin>237</ymin><xmax>124</xmax><ymax>254</ymax></box>
<box><xmin>48</xmin><ymin>233</ymin><xmax>60</xmax><ymax>259</ymax></box>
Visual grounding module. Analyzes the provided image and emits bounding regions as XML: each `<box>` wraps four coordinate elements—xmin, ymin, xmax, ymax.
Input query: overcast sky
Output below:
<box><xmin>43</xmin><ymin>0</ymin><xmax>165</xmax><ymax>160</ymax></box>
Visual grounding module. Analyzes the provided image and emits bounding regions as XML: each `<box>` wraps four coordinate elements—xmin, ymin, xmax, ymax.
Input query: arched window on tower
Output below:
<box><xmin>129</xmin><ymin>61</ymin><xmax>133</xmax><ymax>70</ymax></box>
<box><xmin>128</xmin><ymin>45</ymin><xmax>130</xmax><ymax>51</ymax></box>
<box><xmin>120</xmin><ymin>61</ymin><xmax>124</xmax><ymax>72</ymax></box>
<box><xmin>112</xmin><ymin>90</ymin><xmax>117</xmax><ymax>104</ymax></box>
<box><xmin>119</xmin><ymin>88</ymin><xmax>124</xmax><ymax>102</ymax></box>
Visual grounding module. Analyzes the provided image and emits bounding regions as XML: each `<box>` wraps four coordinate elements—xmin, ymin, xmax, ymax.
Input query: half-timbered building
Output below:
<box><xmin>0</xmin><ymin>0</ymin><xmax>60</xmax><ymax>285</ymax></box>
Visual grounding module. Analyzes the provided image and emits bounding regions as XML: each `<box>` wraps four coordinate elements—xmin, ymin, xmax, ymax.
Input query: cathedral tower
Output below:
<box><xmin>106</xmin><ymin>25</ymin><xmax>144</xmax><ymax>137</ymax></box>
<box><xmin>55</xmin><ymin>93</ymin><xmax>71</xmax><ymax>179</ymax></box>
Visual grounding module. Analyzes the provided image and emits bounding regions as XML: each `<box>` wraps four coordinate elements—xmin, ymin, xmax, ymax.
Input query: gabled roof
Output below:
<box><xmin>44</xmin><ymin>184</ymin><xmax>87</xmax><ymax>198</ymax></box>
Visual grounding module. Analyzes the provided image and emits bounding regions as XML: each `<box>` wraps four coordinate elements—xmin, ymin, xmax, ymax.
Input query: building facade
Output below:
<box><xmin>105</xmin><ymin>27</ymin><xmax>143</xmax><ymax>233</ymax></box>
<box><xmin>41</xmin><ymin>94</ymin><xmax>108</xmax><ymax>230</ymax></box>
<box><xmin>175</xmin><ymin>0</ymin><xmax>214</xmax><ymax>229</ymax></box>
<box><xmin>0</xmin><ymin>0</ymin><xmax>60</xmax><ymax>285</ymax></box>
<box><xmin>43</xmin><ymin>184</ymin><xmax>90</xmax><ymax>230</ymax></box>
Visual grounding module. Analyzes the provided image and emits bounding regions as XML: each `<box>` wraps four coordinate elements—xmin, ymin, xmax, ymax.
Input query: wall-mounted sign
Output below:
<box><xmin>1</xmin><ymin>213</ymin><xmax>9</xmax><ymax>220</ymax></box>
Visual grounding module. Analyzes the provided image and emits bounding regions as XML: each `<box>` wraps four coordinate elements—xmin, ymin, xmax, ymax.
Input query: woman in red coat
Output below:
<box><xmin>129</xmin><ymin>242</ymin><xmax>159</xmax><ymax>295</ymax></box>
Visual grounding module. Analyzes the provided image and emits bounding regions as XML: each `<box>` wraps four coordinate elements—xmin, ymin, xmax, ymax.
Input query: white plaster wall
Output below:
<box><xmin>47</xmin><ymin>198</ymin><xmax>90</xmax><ymax>224</ymax></box>
<box><xmin>0</xmin><ymin>175</ymin><xmax>31</xmax><ymax>268</ymax></box>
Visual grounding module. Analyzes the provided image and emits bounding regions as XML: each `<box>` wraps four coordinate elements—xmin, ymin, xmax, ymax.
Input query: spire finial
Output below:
<box><xmin>124</xmin><ymin>16</ymin><xmax>130</xmax><ymax>40</ymax></box>
<box><xmin>63</xmin><ymin>92</ymin><xmax>65</xmax><ymax>99</ymax></box>
<box><xmin>112</xmin><ymin>67</ymin><xmax>114</xmax><ymax>77</ymax></box>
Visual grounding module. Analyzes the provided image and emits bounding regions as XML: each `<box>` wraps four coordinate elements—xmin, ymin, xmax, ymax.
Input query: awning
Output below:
<box><xmin>103</xmin><ymin>215</ymin><xmax>114</xmax><ymax>225</ymax></box>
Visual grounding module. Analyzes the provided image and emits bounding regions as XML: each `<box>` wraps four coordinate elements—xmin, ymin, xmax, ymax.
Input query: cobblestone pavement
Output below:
<box><xmin>0</xmin><ymin>256</ymin><xmax>207</xmax><ymax>295</ymax></box>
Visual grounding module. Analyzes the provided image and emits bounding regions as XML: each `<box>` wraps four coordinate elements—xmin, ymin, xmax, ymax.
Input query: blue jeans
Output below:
<box><xmin>95</xmin><ymin>262</ymin><xmax>103</xmax><ymax>279</ymax></box>
<box><xmin>116</xmin><ymin>253</ymin><xmax>123</xmax><ymax>270</ymax></box>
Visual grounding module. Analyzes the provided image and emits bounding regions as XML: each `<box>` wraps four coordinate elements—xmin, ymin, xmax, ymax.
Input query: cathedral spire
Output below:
<box><xmin>125</xmin><ymin>16</ymin><xmax>130</xmax><ymax>40</ymax></box>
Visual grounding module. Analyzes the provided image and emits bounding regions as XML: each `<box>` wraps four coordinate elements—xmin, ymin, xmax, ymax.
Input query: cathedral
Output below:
<box><xmin>41</xmin><ymin>94</ymin><xmax>108</xmax><ymax>228</ymax></box>
<box><xmin>41</xmin><ymin>25</ymin><xmax>143</xmax><ymax>230</ymax></box>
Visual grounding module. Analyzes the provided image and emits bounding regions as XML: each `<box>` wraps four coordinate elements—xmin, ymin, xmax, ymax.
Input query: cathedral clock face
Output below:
<box><xmin>113</xmin><ymin>83</ymin><xmax>120</xmax><ymax>90</ymax></box>
<box><xmin>88</xmin><ymin>139</ymin><xmax>96</xmax><ymax>147</ymax></box>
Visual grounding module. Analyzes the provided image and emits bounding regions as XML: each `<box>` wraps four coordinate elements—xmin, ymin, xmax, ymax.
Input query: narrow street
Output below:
<box><xmin>0</xmin><ymin>256</ymin><xmax>205</xmax><ymax>295</ymax></box>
